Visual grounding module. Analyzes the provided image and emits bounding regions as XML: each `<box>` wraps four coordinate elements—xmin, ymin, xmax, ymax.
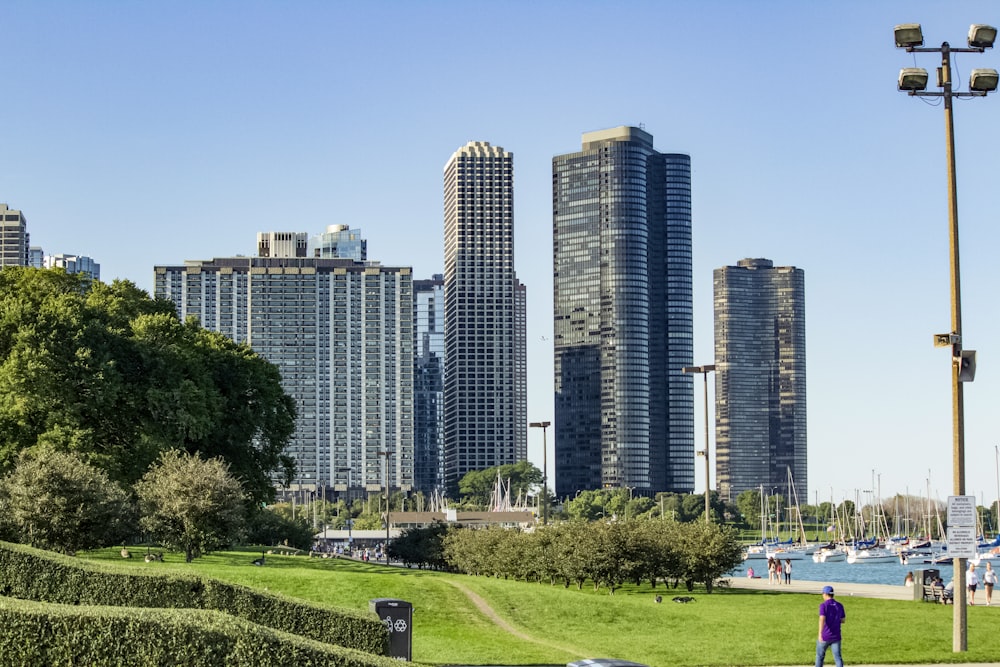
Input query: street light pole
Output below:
<box><xmin>529</xmin><ymin>421</ymin><xmax>551</xmax><ymax>526</ymax></box>
<box><xmin>682</xmin><ymin>364</ymin><xmax>716</xmax><ymax>523</ymax></box>
<box><xmin>378</xmin><ymin>451</ymin><xmax>391</xmax><ymax>562</ymax></box>
<box><xmin>895</xmin><ymin>22</ymin><xmax>996</xmax><ymax>653</ymax></box>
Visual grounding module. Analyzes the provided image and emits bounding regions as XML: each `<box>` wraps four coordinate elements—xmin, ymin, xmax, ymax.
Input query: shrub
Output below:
<box><xmin>0</xmin><ymin>540</ymin><xmax>387</xmax><ymax>654</ymax></box>
<box><xmin>0</xmin><ymin>596</ymin><xmax>422</xmax><ymax>667</ymax></box>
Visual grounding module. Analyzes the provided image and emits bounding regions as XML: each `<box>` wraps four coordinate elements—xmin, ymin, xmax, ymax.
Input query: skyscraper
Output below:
<box><xmin>0</xmin><ymin>204</ymin><xmax>29</xmax><ymax>268</ymax></box>
<box><xmin>154</xmin><ymin>240</ymin><xmax>414</xmax><ymax>498</ymax></box>
<box><xmin>713</xmin><ymin>258</ymin><xmax>806</xmax><ymax>502</ymax></box>
<box><xmin>442</xmin><ymin>141</ymin><xmax>527</xmax><ymax>490</ymax></box>
<box><xmin>552</xmin><ymin>126</ymin><xmax>694</xmax><ymax>497</ymax></box>
<box><xmin>413</xmin><ymin>275</ymin><xmax>444</xmax><ymax>496</ymax></box>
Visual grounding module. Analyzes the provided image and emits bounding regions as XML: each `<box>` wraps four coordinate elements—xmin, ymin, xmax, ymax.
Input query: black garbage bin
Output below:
<box><xmin>920</xmin><ymin>568</ymin><xmax>940</xmax><ymax>585</ymax></box>
<box><xmin>369</xmin><ymin>598</ymin><xmax>412</xmax><ymax>661</ymax></box>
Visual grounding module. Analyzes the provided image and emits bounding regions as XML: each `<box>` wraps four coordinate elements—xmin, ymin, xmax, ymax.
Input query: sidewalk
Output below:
<box><xmin>724</xmin><ymin>576</ymin><xmax>915</xmax><ymax>601</ymax></box>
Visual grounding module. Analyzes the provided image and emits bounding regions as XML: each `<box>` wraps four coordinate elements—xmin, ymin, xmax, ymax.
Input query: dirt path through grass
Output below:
<box><xmin>444</xmin><ymin>580</ymin><xmax>586</xmax><ymax>661</ymax></box>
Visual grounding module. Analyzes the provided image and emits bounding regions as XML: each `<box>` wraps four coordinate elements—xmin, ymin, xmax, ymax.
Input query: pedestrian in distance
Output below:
<box><xmin>784</xmin><ymin>558</ymin><xmax>792</xmax><ymax>584</ymax></box>
<box><xmin>768</xmin><ymin>557</ymin><xmax>777</xmax><ymax>585</ymax></box>
<box><xmin>967</xmin><ymin>562</ymin><xmax>979</xmax><ymax>606</ymax></box>
<box><xmin>815</xmin><ymin>585</ymin><xmax>846</xmax><ymax>667</ymax></box>
<box><xmin>983</xmin><ymin>561</ymin><xmax>997</xmax><ymax>606</ymax></box>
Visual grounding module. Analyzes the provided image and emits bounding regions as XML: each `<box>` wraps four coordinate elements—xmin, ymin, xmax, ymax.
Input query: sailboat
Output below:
<box><xmin>846</xmin><ymin>478</ymin><xmax>897</xmax><ymax>564</ymax></box>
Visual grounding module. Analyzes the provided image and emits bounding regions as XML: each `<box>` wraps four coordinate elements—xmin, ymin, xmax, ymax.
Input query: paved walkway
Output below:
<box><xmin>723</xmin><ymin>576</ymin><xmax>917</xmax><ymax>601</ymax></box>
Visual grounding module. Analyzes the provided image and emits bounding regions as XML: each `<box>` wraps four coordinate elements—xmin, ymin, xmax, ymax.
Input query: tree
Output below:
<box><xmin>456</xmin><ymin>461</ymin><xmax>542</xmax><ymax>507</ymax></box>
<box><xmin>244</xmin><ymin>507</ymin><xmax>314</xmax><ymax>550</ymax></box>
<box><xmin>736</xmin><ymin>489</ymin><xmax>762</xmax><ymax>531</ymax></box>
<box><xmin>135</xmin><ymin>450</ymin><xmax>246</xmax><ymax>562</ymax></box>
<box><xmin>0</xmin><ymin>268</ymin><xmax>296</xmax><ymax>505</ymax></box>
<box><xmin>0</xmin><ymin>448</ymin><xmax>134</xmax><ymax>554</ymax></box>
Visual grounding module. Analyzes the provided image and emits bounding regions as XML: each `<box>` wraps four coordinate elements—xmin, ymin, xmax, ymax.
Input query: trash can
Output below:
<box><xmin>369</xmin><ymin>598</ymin><xmax>412</xmax><ymax>661</ymax></box>
<box><xmin>920</xmin><ymin>568</ymin><xmax>940</xmax><ymax>585</ymax></box>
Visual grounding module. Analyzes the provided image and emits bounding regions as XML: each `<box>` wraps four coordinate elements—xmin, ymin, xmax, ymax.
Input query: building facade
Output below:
<box><xmin>442</xmin><ymin>141</ymin><xmax>527</xmax><ymax>491</ymax></box>
<box><xmin>154</xmin><ymin>253</ymin><xmax>414</xmax><ymax>497</ymax></box>
<box><xmin>44</xmin><ymin>253</ymin><xmax>101</xmax><ymax>281</ymax></box>
<box><xmin>310</xmin><ymin>225</ymin><xmax>367</xmax><ymax>261</ymax></box>
<box><xmin>552</xmin><ymin>126</ymin><xmax>694</xmax><ymax>497</ymax></box>
<box><xmin>713</xmin><ymin>258</ymin><xmax>806</xmax><ymax>502</ymax></box>
<box><xmin>0</xmin><ymin>204</ymin><xmax>29</xmax><ymax>268</ymax></box>
<box><xmin>413</xmin><ymin>275</ymin><xmax>444</xmax><ymax>496</ymax></box>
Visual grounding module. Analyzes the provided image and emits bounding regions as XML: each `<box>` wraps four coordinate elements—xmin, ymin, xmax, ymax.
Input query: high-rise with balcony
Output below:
<box><xmin>154</xmin><ymin>233</ymin><xmax>414</xmax><ymax>498</ymax></box>
<box><xmin>713</xmin><ymin>258</ymin><xmax>806</xmax><ymax>501</ymax></box>
<box><xmin>0</xmin><ymin>204</ymin><xmax>29</xmax><ymax>268</ymax></box>
<box><xmin>552</xmin><ymin>126</ymin><xmax>694</xmax><ymax>497</ymax></box>
<box><xmin>443</xmin><ymin>141</ymin><xmax>527</xmax><ymax>490</ymax></box>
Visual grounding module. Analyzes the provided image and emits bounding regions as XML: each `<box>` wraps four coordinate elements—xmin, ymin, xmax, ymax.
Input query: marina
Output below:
<box><xmin>736</xmin><ymin>553</ymin><xmax>955</xmax><ymax>586</ymax></box>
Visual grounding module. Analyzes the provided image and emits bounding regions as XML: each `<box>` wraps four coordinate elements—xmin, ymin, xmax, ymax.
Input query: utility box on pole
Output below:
<box><xmin>369</xmin><ymin>598</ymin><xmax>412</xmax><ymax>661</ymax></box>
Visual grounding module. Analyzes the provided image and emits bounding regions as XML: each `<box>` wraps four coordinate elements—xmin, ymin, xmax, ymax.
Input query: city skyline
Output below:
<box><xmin>4</xmin><ymin>2</ymin><xmax>1000</xmax><ymax>505</ymax></box>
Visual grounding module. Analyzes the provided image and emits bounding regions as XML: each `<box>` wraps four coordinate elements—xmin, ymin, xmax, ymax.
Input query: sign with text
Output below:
<box><xmin>947</xmin><ymin>525</ymin><xmax>978</xmax><ymax>559</ymax></box>
<box><xmin>947</xmin><ymin>495</ymin><xmax>977</xmax><ymax>527</ymax></box>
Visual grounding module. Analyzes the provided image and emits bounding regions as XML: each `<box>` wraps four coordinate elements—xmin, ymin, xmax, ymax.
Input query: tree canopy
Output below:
<box><xmin>457</xmin><ymin>461</ymin><xmax>542</xmax><ymax>506</ymax></box>
<box><xmin>136</xmin><ymin>450</ymin><xmax>247</xmax><ymax>562</ymax></box>
<box><xmin>0</xmin><ymin>448</ymin><xmax>133</xmax><ymax>554</ymax></box>
<box><xmin>0</xmin><ymin>268</ymin><xmax>296</xmax><ymax>504</ymax></box>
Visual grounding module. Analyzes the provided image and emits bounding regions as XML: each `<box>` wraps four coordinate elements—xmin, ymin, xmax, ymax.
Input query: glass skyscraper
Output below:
<box><xmin>713</xmin><ymin>258</ymin><xmax>806</xmax><ymax>502</ymax></box>
<box><xmin>552</xmin><ymin>126</ymin><xmax>694</xmax><ymax>497</ymax></box>
<box><xmin>442</xmin><ymin>141</ymin><xmax>527</xmax><ymax>491</ymax></box>
<box><xmin>413</xmin><ymin>274</ymin><xmax>444</xmax><ymax>496</ymax></box>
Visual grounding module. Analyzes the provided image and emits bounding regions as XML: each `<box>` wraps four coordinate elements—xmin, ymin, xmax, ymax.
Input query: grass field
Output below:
<box><xmin>81</xmin><ymin>548</ymin><xmax>1000</xmax><ymax>666</ymax></box>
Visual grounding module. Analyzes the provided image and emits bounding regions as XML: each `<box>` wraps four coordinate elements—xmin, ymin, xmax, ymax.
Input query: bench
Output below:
<box><xmin>922</xmin><ymin>584</ymin><xmax>940</xmax><ymax>602</ymax></box>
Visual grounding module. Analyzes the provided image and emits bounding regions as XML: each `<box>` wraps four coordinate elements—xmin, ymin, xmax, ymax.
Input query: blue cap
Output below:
<box><xmin>822</xmin><ymin>585</ymin><xmax>834</xmax><ymax>595</ymax></box>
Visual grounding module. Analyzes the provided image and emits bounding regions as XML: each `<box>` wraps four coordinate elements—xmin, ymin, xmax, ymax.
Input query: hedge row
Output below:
<box><xmin>0</xmin><ymin>596</ymin><xmax>424</xmax><ymax>667</ymax></box>
<box><xmin>0</xmin><ymin>541</ymin><xmax>386</xmax><ymax>654</ymax></box>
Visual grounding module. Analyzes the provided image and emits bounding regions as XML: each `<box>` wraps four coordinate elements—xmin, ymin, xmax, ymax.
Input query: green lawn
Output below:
<box><xmin>81</xmin><ymin>549</ymin><xmax>1000</xmax><ymax>666</ymax></box>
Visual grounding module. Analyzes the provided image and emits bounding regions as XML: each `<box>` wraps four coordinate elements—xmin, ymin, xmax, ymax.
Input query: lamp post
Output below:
<box><xmin>529</xmin><ymin>421</ymin><xmax>551</xmax><ymax>525</ymax></box>
<box><xmin>682</xmin><ymin>364</ymin><xmax>716</xmax><ymax>523</ymax></box>
<box><xmin>895</xmin><ymin>22</ymin><xmax>996</xmax><ymax>653</ymax></box>
<box><xmin>378</xmin><ymin>451</ymin><xmax>391</xmax><ymax>561</ymax></box>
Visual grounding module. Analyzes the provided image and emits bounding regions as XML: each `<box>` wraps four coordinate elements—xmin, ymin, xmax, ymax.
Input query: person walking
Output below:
<box><xmin>784</xmin><ymin>558</ymin><xmax>792</xmax><ymax>584</ymax></box>
<box><xmin>967</xmin><ymin>562</ymin><xmax>979</xmax><ymax>606</ymax></box>
<box><xmin>816</xmin><ymin>585</ymin><xmax>846</xmax><ymax>667</ymax></box>
<box><xmin>983</xmin><ymin>561</ymin><xmax>997</xmax><ymax>606</ymax></box>
<box><xmin>768</xmin><ymin>557</ymin><xmax>777</xmax><ymax>585</ymax></box>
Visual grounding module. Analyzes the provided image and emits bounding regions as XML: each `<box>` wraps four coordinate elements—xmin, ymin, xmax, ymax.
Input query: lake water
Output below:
<box><xmin>735</xmin><ymin>556</ymin><xmax>955</xmax><ymax>586</ymax></box>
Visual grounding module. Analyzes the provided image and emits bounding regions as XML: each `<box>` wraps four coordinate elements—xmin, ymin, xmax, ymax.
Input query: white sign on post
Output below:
<box><xmin>947</xmin><ymin>526</ymin><xmax>978</xmax><ymax>559</ymax></box>
<box><xmin>948</xmin><ymin>495</ymin><xmax>977</xmax><ymax>527</ymax></box>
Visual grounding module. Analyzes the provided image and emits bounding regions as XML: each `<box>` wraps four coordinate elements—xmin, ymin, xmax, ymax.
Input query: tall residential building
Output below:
<box><xmin>0</xmin><ymin>204</ymin><xmax>29</xmax><ymax>268</ymax></box>
<box><xmin>44</xmin><ymin>254</ymin><xmax>101</xmax><ymax>281</ymax></box>
<box><xmin>443</xmin><ymin>141</ymin><xmax>527</xmax><ymax>490</ymax></box>
<box><xmin>310</xmin><ymin>225</ymin><xmax>367</xmax><ymax>261</ymax></box>
<box><xmin>713</xmin><ymin>258</ymin><xmax>806</xmax><ymax>502</ymax></box>
<box><xmin>154</xmin><ymin>250</ymin><xmax>414</xmax><ymax>497</ymax></box>
<box><xmin>413</xmin><ymin>274</ymin><xmax>444</xmax><ymax>496</ymax></box>
<box><xmin>552</xmin><ymin>126</ymin><xmax>694</xmax><ymax>497</ymax></box>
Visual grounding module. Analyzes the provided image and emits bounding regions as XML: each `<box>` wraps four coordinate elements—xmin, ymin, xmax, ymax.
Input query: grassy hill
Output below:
<box><xmin>80</xmin><ymin>548</ymin><xmax>1000</xmax><ymax>666</ymax></box>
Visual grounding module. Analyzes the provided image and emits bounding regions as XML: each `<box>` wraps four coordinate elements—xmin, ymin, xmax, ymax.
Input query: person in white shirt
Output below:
<box><xmin>967</xmin><ymin>563</ymin><xmax>980</xmax><ymax>606</ymax></box>
<box><xmin>982</xmin><ymin>561</ymin><xmax>997</xmax><ymax>606</ymax></box>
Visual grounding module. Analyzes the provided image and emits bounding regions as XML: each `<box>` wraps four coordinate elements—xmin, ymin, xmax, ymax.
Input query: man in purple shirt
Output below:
<box><xmin>816</xmin><ymin>585</ymin><xmax>846</xmax><ymax>667</ymax></box>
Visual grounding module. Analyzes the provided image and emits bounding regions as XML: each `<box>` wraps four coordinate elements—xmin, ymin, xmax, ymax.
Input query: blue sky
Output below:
<box><xmin>3</xmin><ymin>1</ymin><xmax>1000</xmax><ymax>508</ymax></box>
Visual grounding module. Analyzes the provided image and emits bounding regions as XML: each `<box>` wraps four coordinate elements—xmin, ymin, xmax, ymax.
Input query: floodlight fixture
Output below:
<box><xmin>898</xmin><ymin>68</ymin><xmax>929</xmax><ymax>91</ymax></box>
<box><xmin>894</xmin><ymin>23</ymin><xmax>924</xmax><ymax>48</ymax></box>
<box><xmin>968</xmin><ymin>24</ymin><xmax>997</xmax><ymax>49</ymax></box>
<box><xmin>970</xmin><ymin>68</ymin><xmax>999</xmax><ymax>92</ymax></box>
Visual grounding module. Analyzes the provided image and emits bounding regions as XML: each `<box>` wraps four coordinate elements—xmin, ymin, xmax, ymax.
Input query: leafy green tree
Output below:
<box><xmin>135</xmin><ymin>450</ymin><xmax>246</xmax><ymax>562</ymax></box>
<box><xmin>0</xmin><ymin>448</ymin><xmax>134</xmax><ymax>554</ymax></box>
<box><xmin>457</xmin><ymin>461</ymin><xmax>542</xmax><ymax>507</ymax></box>
<box><xmin>387</xmin><ymin>523</ymin><xmax>450</xmax><ymax>569</ymax></box>
<box><xmin>0</xmin><ymin>268</ymin><xmax>296</xmax><ymax>505</ymax></box>
<box><xmin>736</xmin><ymin>489</ymin><xmax>762</xmax><ymax>532</ymax></box>
<box><xmin>244</xmin><ymin>508</ymin><xmax>314</xmax><ymax>550</ymax></box>
<box><xmin>672</xmin><ymin>521</ymin><xmax>744</xmax><ymax>592</ymax></box>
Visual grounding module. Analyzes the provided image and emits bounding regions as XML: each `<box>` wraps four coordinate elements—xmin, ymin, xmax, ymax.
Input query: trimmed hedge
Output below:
<box><xmin>0</xmin><ymin>541</ymin><xmax>386</xmax><ymax>654</ymax></box>
<box><xmin>0</xmin><ymin>596</ymin><xmax>424</xmax><ymax>667</ymax></box>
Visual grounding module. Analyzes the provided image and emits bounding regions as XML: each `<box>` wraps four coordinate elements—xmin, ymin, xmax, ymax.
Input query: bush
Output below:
<box><xmin>244</xmin><ymin>507</ymin><xmax>315</xmax><ymax>551</ymax></box>
<box><xmin>0</xmin><ymin>596</ymin><xmax>423</xmax><ymax>667</ymax></box>
<box><xmin>0</xmin><ymin>540</ymin><xmax>387</xmax><ymax>654</ymax></box>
